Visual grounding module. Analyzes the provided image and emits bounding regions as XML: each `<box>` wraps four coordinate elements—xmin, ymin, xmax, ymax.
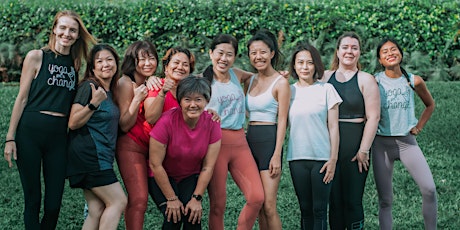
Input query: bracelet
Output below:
<box><xmin>5</xmin><ymin>139</ymin><xmax>15</xmax><ymax>143</ymax></box>
<box><xmin>166</xmin><ymin>196</ymin><xmax>178</xmax><ymax>201</ymax></box>
<box><xmin>414</xmin><ymin>127</ymin><xmax>422</xmax><ymax>133</ymax></box>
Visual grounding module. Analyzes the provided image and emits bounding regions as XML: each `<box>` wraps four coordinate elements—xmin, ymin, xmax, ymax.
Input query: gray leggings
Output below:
<box><xmin>372</xmin><ymin>135</ymin><xmax>437</xmax><ymax>230</ymax></box>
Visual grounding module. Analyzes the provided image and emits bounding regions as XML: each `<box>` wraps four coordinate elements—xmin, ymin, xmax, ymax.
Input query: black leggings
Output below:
<box><xmin>329</xmin><ymin>122</ymin><xmax>367</xmax><ymax>230</ymax></box>
<box><xmin>148</xmin><ymin>174</ymin><xmax>200</xmax><ymax>230</ymax></box>
<box><xmin>15</xmin><ymin>112</ymin><xmax>68</xmax><ymax>230</ymax></box>
<box><xmin>289</xmin><ymin>160</ymin><xmax>331</xmax><ymax>230</ymax></box>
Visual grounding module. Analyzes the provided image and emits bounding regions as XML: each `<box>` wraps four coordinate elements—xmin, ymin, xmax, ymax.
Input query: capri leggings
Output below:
<box><xmin>15</xmin><ymin>111</ymin><xmax>68</xmax><ymax>230</ymax></box>
<box><xmin>372</xmin><ymin>135</ymin><xmax>437</xmax><ymax>230</ymax></box>
<box><xmin>329</xmin><ymin>121</ymin><xmax>367</xmax><ymax>230</ymax></box>
<box><xmin>116</xmin><ymin>134</ymin><xmax>149</xmax><ymax>230</ymax></box>
<box><xmin>207</xmin><ymin>129</ymin><xmax>264</xmax><ymax>230</ymax></box>
<box><xmin>289</xmin><ymin>160</ymin><xmax>331</xmax><ymax>230</ymax></box>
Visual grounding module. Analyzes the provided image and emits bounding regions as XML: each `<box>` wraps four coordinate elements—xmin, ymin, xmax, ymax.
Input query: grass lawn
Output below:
<box><xmin>1</xmin><ymin>81</ymin><xmax>459</xmax><ymax>229</ymax></box>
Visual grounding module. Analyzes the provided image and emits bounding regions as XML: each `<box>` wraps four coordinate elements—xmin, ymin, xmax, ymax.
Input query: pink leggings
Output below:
<box><xmin>372</xmin><ymin>135</ymin><xmax>437</xmax><ymax>230</ymax></box>
<box><xmin>116</xmin><ymin>134</ymin><xmax>149</xmax><ymax>230</ymax></box>
<box><xmin>208</xmin><ymin>129</ymin><xmax>264</xmax><ymax>230</ymax></box>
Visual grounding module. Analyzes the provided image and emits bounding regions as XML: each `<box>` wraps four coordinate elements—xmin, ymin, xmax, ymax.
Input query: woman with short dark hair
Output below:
<box><xmin>149</xmin><ymin>76</ymin><xmax>221</xmax><ymax>229</ymax></box>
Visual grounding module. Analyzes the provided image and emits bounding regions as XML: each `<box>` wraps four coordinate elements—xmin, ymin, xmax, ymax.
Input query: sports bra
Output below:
<box><xmin>328</xmin><ymin>71</ymin><xmax>365</xmax><ymax>119</ymax></box>
<box><xmin>245</xmin><ymin>75</ymin><xmax>282</xmax><ymax>123</ymax></box>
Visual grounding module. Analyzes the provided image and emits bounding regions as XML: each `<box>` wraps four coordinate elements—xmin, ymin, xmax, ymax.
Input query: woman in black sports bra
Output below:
<box><xmin>322</xmin><ymin>32</ymin><xmax>380</xmax><ymax>230</ymax></box>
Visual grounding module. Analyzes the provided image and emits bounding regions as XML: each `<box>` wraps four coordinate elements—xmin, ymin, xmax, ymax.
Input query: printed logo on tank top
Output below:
<box><xmin>47</xmin><ymin>64</ymin><xmax>76</xmax><ymax>91</ymax></box>
<box><xmin>382</xmin><ymin>85</ymin><xmax>411</xmax><ymax>110</ymax></box>
<box><xmin>216</xmin><ymin>92</ymin><xmax>245</xmax><ymax>116</ymax></box>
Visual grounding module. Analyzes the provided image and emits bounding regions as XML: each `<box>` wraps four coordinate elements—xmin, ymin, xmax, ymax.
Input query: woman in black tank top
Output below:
<box><xmin>3</xmin><ymin>10</ymin><xmax>96</xmax><ymax>229</ymax></box>
<box><xmin>323</xmin><ymin>32</ymin><xmax>380</xmax><ymax>230</ymax></box>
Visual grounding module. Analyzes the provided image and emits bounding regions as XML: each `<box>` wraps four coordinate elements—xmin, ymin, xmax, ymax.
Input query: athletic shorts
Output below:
<box><xmin>69</xmin><ymin>169</ymin><xmax>118</xmax><ymax>189</ymax></box>
<box><xmin>246</xmin><ymin>124</ymin><xmax>283</xmax><ymax>171</ymax></box>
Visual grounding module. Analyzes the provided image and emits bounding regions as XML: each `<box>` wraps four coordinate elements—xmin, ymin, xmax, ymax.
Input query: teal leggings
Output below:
<box><xmin>16</xmin><ymin>111</ymin><xmax>68</xmax><ymax>230</ymax></box>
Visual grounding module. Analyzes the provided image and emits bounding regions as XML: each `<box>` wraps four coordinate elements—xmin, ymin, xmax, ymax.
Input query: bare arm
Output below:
<box><xmin>185</xmin><ymin>140</ymin><xmax>221</xmax><ymax>224</ymax></box>
<box><xmin>269</xmin><ymin>78</ymin><xmax>290</xmax><ymax>177</ymax></box>
<box><xmin>4</xmin><ymin>50</ymin><xmax>42</xmax><ymax>167</ymax></box>
<box><xmin>319</xmin><ymin>70</ymin><xmax>334</xmax><ymax>83</ymax></box>
<box><xmin>191</xmin><ymin>140</ymin><xmax>221</xmax><ymax>198</ymax></box>
<box><xmin>68</xmin><ymin>83</ymin><xmax>107</xmax><ymax>130</ymax></box>
<box><xmin>320</xmin><ymin>103</ymin><xmax>339</xmax><ymax>183</ymax></box>
<box><xmin>352</xmin><ymin>72</ymin><xmax>380</xmax><ymax>172</ymax></box>
<box><xmin>144</xmin><ymin>95</ymin><xmax>165</xmax><ymax>125</ymax></box>
<box><xmin>116</xmin><ymin>76</ymin><xmax>147</xmax><ymax>132</ymax></box>
<box><xmin>149</xmin><ymin>137</ymin><xmax>184</xmax><ymax>223</ymax></box>
<box><xmin>144</xmin><ymin>78</ymin><xmax>176</xmax><ymax>124</ymax></box>
<box><xmin>233</xmin><ymin>67</ymin><xmax>254</xmax><ymax>83</ymax></box>
<box><xmin>411</xmin><ymin>75</ymin><xmax>435</xmax><ymax>135</ymax></box>
<box><xmin>359</xmin><ymin>72</ymin><xmax>380</xmax><ymax>152</ymax></box>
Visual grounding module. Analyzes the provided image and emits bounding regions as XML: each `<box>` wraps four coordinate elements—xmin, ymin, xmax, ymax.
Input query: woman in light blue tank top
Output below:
<box><xmin>202</xmin><ymin>34</ymin><xmax>265</xmax><ymax>230</ymax></box>
<box><xmin>372</xmin><ymin>37</ymin><xmax>437</xmax><ymax>230</ymax></box>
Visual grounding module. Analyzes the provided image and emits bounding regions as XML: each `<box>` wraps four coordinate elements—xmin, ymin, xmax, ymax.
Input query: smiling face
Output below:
<box><xmin>337</xmin><ymin>36</ymin><xmax>361</xmax><ymax>67</ymax></box>
<box><xmin>294</xmin><ymin>50</ymin><xmax>316</xmax><ymax>84</ymax></box>
<box><xmin>165</xmin><ymin>52</ymin><xmax>190</xmax><ymax>82</ymax></box>
<box><xmin>248</xmin><ymin>40</ymin><xmax>275</xmax><ymax>71</ymax></box>
<box><xmin>378</xmin><ymin>41</ymin><xmax>402</xmax><ymax>68</ymax></box>
<box><xmin>180</xmin><ymin>92</ymin><xmax>208</xmax><ymax>121</ymax></box>
<box><xmin>136</xmin><ymin>50</ymin><xmax>157</xmax><ymax>77</ymax></box>
<box><xmin>210</xmin><ymin>43</ymin><xmax>236</xmax><ymax>74</ymax></box>
<box><xmin>53</xmin><ymin>16</ymin><xmax>79</xmax><ymax>51</ymax></box>
<box><xmin>93</xmin><ymin>49</ymin><xmax>117</xmax><ymax>81</ymax></box>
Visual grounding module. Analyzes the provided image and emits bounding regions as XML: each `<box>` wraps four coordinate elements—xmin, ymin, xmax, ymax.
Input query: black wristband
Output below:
<box><xmin>5</xmin><ymin>139</ymin><xmax>15</xmax><ymax>143</ymax></box>
<box><xmin>88</xmin><ymin>103</ymin><xmax>99</xmax><ymax>111</ymax></box>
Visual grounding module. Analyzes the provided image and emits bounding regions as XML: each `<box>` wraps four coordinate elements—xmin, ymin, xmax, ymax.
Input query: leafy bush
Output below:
<box><xmin>0</xmin><ymin>0</ymin><xmax>459</xmax><ymax>80</ymax></box>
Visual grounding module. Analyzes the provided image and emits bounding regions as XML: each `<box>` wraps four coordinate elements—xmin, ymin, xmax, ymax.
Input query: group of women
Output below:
<box><xmin>3</xmin><ymin>10</ymin><xmax>438</xmax><ymax>230</ymax></box>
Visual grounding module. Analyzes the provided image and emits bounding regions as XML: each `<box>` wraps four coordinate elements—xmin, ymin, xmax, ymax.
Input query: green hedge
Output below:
<box><xmin>1</xmin><ymin>0</ymin><xmax>459</xmax><ymax>81</ymax></box>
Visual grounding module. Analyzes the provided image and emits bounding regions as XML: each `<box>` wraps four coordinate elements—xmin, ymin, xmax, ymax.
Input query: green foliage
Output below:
<box><xmin>1</xmin><ymin>82</ymin><xmax>460</xmax><ymax>229</ymax></box>
<box><xmin>0</xmin><ymin>0</ymin><xmax>459</xmax><ymax>81</ymax></box>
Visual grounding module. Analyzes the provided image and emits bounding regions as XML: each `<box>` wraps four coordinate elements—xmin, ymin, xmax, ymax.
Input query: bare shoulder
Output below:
<box><xmin>277</xmin><ymin>75</ymin><xmax>290</xmax><ymax>86</ymax></box>
<box><xmin>21</xmin><ymin>49</ymin><xmax>43</xmax><ymax>77</ymax></box>
<box><xmin>233</xmin><ymin>67</ymin><xmax>254</xmax><ymax>82</ymax></box>
<box><xmin>413</xmin><ymin>74</ymin><xmax>425</xmax><ymax>87</ymax></box>
<box><xmin>358</xmin><ymin>71</ymin><xmax>377</xmax><ymax>84</ymax></box>
<box><xmin>321</xmin><ymin>70</ymin><xmax>334</xmax><ymax>82</ymax></box>
<box><xmin>25</xmin><ymin>49</ymin><xmax>43</xmax><ymax>65</ymax></box>
<box><xmin>118</xmin><ymin>75</ymin><xmax>134</xmax><ymax>86</ymax></box>
<box><xmin>274</xmin><ymin>76</ymin><xmax>290</xmax><ymax>94</ymax></box>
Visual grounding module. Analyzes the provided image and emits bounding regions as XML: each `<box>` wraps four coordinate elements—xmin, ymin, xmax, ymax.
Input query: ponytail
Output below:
<box><xmin>203</xmin><ymin>65</ymin><xmax>214</xmax><ymax>83</ymax></box>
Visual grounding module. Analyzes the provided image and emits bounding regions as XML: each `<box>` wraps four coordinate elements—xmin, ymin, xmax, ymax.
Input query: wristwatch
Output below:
<box><xmin>192</xmin><ymin>194</ymin><xmax>202</xmax><ymax>201</ymax></box>
<box><xmin>88</xmin><ymin>103</ymin><xmax>99</xmax><ymax>111</ymax></box>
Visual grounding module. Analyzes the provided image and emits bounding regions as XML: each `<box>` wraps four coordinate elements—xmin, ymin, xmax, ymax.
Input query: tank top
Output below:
<box><xmin>246</xmin><ymin>75</ymin><xmax>282</xmax><ymax>123</ymax></box>
<box><xmin>127</xmin><ymin>99</ymin><xmax>148</xmax><ymax>149</ymax></box>
<box><xmin>24</xmin><ymin>49</ymin><xmax>77</xmax><ymax>115</ymax></box>
<box><xmin>328</xmin><ymin>71</ymin><xmax>365</xmax><ymax>119</ymax></box>
<box><xmin>374</xmin><ymin>71</ymin><xmax>418</xmax><ymax>136</ymax></box>
<box><xmin>206</xmin><ymin>68</ymin><xmax>245</xmax><ymax>130</ymax></box>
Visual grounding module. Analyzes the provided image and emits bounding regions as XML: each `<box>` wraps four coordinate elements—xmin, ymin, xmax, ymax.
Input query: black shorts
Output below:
<box><xmin>69</xmin><ymin>169</ymin><xmax>118</xmax><ymax>189</ymax></box>
<box><xmin>246</xmin><ymin>124</ymin><xmax>283</xmax><ymax>171</ymax></box>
